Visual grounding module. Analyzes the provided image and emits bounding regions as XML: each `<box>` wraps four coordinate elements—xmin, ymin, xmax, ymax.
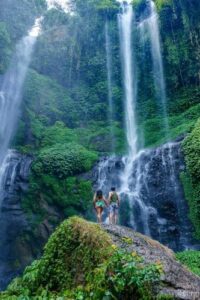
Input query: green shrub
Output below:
<box><xmin>176</xmin><ymin>251</ymin><xmax>200</xmax><ymax>276</ymax></box>
<box><xmin>183</xmin><ymin>119</ymin><xmax>200</xmax><ymax>180</ymax></box>
<box><xmin>182</xmin><ymin>119</ymin><xmax>200</xmax><ymax>238</ymax></box>
<box><xmin>33</xmin><ymin>143</ymin><xmax>97</xmax><ymax>179</ymax></box>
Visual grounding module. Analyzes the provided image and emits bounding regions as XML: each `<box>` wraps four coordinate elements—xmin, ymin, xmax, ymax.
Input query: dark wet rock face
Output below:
<box><xmin>0</xmin><ymin>150</ymin><xmax>33</xmax><ymax>290</ymax></box>
<box><xmin>102</xmin><ymin>224</ymin><xmax>200</xmax><ymax>300</ymax></box>
<box><xmin>93</xmin><ymin>141</ymin><xmax>200</xmax><ymax>251</ymax></box>
<box><xmin>0</xmin><ymin>150</ymin><xmax>62</xmax><ymax>291</ymax></box>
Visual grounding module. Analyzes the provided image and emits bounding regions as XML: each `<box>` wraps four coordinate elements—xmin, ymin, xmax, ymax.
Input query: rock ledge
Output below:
<box><xmin>102</xmin><ymin>224</ymin><xmax>200</xmax><ymax>300</ymax></box>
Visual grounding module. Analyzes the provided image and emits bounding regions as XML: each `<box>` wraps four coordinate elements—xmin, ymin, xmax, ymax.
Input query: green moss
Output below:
<box><xmin>179</xmin><ymin>171</ymin><xmax>198</xmax><ymax>237</ymax></box>
<box><xmin>176</xmin><ymin>251</ymin><xmax>200</xmax><ymax>276</ymax></box>
<box><xmin>182</xmin><ymin>119</ymin><xmax>200</xmax><ymax>238</ymax></box>
<box><xmin>0</xmin><ymin>218</ymin><xmax>113</xmax><ymax>297</ymax></box>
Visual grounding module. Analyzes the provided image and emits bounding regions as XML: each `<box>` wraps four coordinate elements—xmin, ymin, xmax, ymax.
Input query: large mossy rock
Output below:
<box><xmin>1</xmin><ymin>218</ymin><xmax>200</xmax><ymax>299</ymax></box>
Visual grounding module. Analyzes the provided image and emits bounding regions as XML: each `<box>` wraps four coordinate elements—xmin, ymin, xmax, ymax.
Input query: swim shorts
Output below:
<box><xmin>109</xmin><ymin>203</ymin><xmax>119</xmax><ymax>213</ymax></box>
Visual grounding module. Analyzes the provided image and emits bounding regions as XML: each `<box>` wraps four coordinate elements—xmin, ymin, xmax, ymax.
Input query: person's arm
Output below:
<box><xmin>103</xmin><ymin>196</ymin><xmax>108</xmax><ymax>207</ymax></box>
<box><xmin>117</xmin><ymin>194</ymin><xmax>120</xmax><ymax>207</ymax></box>
<box><xmin>108</xmin><ymin>192</ymin><xmax>111</xmax><ymax>205</ymax></box>
<box><xmin>93</xmin><ymin>193</ymin><xmax>97</xmax><ymax>208</ymax></box>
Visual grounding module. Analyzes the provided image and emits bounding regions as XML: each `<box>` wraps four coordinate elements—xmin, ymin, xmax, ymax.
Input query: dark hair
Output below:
<box><xmin>111</xmin><ymin>187</ymin><xmax>116</xmax><ymax>191</ymax></box>
<box><xmin>96</xmin><ymin>190</ymin><xmax>103</xmax><ymax>198</ymax></box>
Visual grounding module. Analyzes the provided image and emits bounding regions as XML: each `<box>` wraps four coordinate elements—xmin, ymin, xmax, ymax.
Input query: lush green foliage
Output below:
<box><xmin>176</xmin><ymin>251</ymin><xmax>200</xmax><ymax>276</ymax></box>
<box><xmin>0</xmin><ymin>22</ymin><xmax>11</xmax><ymax>73</ymax></box>
<box><xmin>22</xmin><ymin>175</ymin><xmax>93</xmax><ymax>221</ymax></box>
<box><xmin>0</xmin><ymin>217</ymin><xmax>164</xmax><ymax>300</ymax></box>
<box><xmin>0</xmin><ymin>0</ymin><xmax>46</xmax><ymax>42</ymax></box>
<box><xmin>182</xmin><ymin>120</ymin><xmax>200</xmax><ymax>238</ymax></box>
<box><xmin>33</xmin><ymin>143</ymin><xmax>97</xmax><ymax>178</ymax></box>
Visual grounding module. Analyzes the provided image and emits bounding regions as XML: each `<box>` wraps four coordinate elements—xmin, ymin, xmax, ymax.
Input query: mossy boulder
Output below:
<box><xmin>0</xmin><ymin>217</ymin><xmax>165</xmax><ymax>300</ymax></box>
<box><xmin>1</xmin><ymin>218</ymin><xmax>200</xmax><ymax>299</ymax></box>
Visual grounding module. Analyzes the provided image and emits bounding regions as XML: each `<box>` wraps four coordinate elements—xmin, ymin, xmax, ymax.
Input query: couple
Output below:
<box><xmin>93</xmin><ymin>187</ymin><xmax>120</xmax><ymax>224</ymax></box>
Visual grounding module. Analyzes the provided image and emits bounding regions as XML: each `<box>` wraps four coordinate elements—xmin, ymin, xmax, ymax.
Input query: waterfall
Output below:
<box><xmin>118</xmin><ymin>2</ymin><xmax>138</xmax><ymax>158</ymax></box>
<box><xmin>118</xmin><ymin>1</ymin><xmax>141</xmax><ymax>202</ymax></box>
<box><xmin>139</xmin><ymin>0</ymin><xmax>169</xmax><ymax>136</ymax></box>
<box><xmin>0</xmin><ymin>17</ymin><xmax>42</xmax><ymax>166</ymax></box>
<box><xmin>105</xmin><ymin>22</ymin><xmax>115</xmax><ymax>152</ymax></box>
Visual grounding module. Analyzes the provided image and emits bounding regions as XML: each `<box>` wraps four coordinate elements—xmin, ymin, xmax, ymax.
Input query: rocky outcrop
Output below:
<box><xmin>103</xmin><ymin>224</ymin><xmax>200</xmax><ymax>300</ymax></box>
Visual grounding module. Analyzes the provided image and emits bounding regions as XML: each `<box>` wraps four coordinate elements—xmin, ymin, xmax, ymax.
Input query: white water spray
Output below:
<box><xmin>46</xmin><ymin>0</ymin><xmax>70</xmax><ymax>13</ymax></box>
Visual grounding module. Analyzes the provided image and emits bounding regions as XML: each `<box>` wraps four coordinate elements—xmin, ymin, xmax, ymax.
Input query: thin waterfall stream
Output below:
<box><xmin>0</xmin><ymin>18</ymin><xmax>42</xmax><ymax>165</ymax></box>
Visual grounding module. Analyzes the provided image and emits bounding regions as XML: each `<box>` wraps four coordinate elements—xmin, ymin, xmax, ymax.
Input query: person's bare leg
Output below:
<box><xmin>112</xmin><ymin>213</ymin><xmax>115</xmax><ymax>225</ymax></box>
<box><xmin>114</xmin><ymin>213</ymin><xmax>118</xmax><ymax>225</ymax></box>
<box><xmin>96</xmin><ymin>208</ymin><xmax>101</xmax><ymax>223</ymax></box>
<box><xmin>109</xmin><ymin>212</ymin><xmax>113</xmax><ymax>224</ymax></box>
<box><xmin>99</xmin><ymin>208</ymin><xmax>103</xmax><ymax>223</ymax></box>
<box><xmin>97</xmin><ymin>207</ymin><xmax>103</xmax><ymax>223</ymax></box>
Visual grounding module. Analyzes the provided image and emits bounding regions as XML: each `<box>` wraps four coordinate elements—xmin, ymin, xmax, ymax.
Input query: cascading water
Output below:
<box><xmin>94</xmin><ymin>140</ymin><xmax>199</xmax><ymax>251</ymax></box>
<box><xmin>105</xmin><ymin>21</ymin><xmax>115</xmax><ymax>152</ymax></box>
<box><xmin>0</xmin><ymin>18</ymin><xmax>41</xmax><ymax>290</ymax></box>
<box><xmin>118</xmin><ymin>2</ymin><xmax>138</xmax><ymax>158</ymax></box>
<box><xmin>118</xmin><ymin>1</ymin><xmax>140</xmax><ymax>198</ymax></box>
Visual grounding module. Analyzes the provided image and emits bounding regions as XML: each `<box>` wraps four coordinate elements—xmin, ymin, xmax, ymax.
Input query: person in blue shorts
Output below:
<box><xmin>93</xmin><ymin>190</ymin><xmax>107</xmax><ymax>223</ymax></box>
<box><xmin>108</xmin><ymin>187</ymin><xmax>120</xmax><ymax>225</ymax></box>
